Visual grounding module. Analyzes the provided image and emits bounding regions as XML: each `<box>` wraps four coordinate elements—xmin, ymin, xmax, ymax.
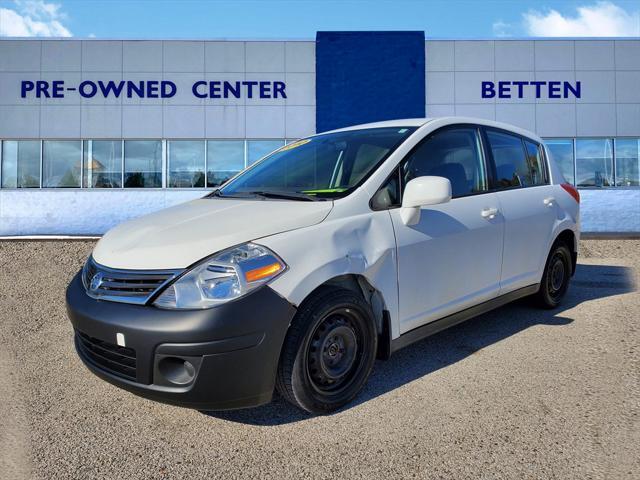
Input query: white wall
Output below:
<box><xmin>425</xmin><ymin>39</ymin><xmax>640</xmax><ymax>137</ymax></box>
<box><xmin>0</xmin><ymin>39</ymin><xmax>316</xmax><ymax>140</ymax></box>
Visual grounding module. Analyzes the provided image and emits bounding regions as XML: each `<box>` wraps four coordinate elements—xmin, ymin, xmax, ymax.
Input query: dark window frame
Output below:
<box><xmin>481</xmin><ymin>126</ymin><xmax>550</xmax><ymax>192</ymax></box>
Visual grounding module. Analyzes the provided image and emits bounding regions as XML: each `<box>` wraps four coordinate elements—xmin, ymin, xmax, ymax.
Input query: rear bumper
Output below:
<box><xmin>66</xmin><ymin>272</ymin><xmax>296</xmax><ymax>410</ymax></box>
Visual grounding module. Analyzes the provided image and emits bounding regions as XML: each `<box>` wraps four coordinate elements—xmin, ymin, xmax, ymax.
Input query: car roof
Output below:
<box><xmin>319</xmin><ymin>116</ymin><xmax>543</xmax><ymax>144</ymax></box>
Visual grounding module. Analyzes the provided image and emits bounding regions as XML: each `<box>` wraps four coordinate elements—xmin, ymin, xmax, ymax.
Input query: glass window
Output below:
<box><xmin>403</xmin><ymin>127</ymin><xmax>487</xmax><ymax>198</ymax></box>
<box><xmin>84</xmin><ymin>140</ymin><xmax>122</xmax><ymax>188</ymax></box>
<box><xmin>221</xmin><ymin>128</ymin><xmax>416</xmax><ymax>199</ymax></box>
<box><xmin>42</xmin><ymin>141</ymin><xmax>81</xmax><ymax>188</ymax></box>
<box><xmin>1</xmin><ymin>140</ymin><xmax>40</xmax><ymax>188</ymax></box>
<box><xmin>124</xmin><ymin>140</ymin><xmax>162</xmax><ymax>188</ymax></box>
<box><xmin>247</xmin><ymin>140</ymin><xmax>285</xmax><ymax>166</ymax></box>
<box><xmin>207</xmin><ymin>140</ymin><xmax>245</xmax><ymax>187</ymax></box>
<box><xmin>576</xmin><ymin>139</ymin><xmax>613</xmax><ymax>187</ymax></box>
<box><xmin>523</xmin><ymin>140</ymin><xmax>547</xmax><ymax>186</ymax></box>
<box><xmin>485</xmin><ymin>130</ymin><xmax>530</xmax><ymax>188</ymax></box>
<box><xmin>545</xmin><ymin>139</ymin><xmax>575</xmax><ymax>185</ymax></box>
<box><xmin>615</xmin><ymin>139</ymin><xmax>639</xmax><ymax>187</ymax></box>
<box><xmin>168</xmin><ymin>141</ymin><xmax>205</xmax><ymax>188</ymax></box>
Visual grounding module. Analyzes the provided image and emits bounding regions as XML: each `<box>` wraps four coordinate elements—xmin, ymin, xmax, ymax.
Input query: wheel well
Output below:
<box><xmin>306</xmin><ymin>274</ymin><xmax>391</xmax><ymax>359</ymax></box>
<box><xmin>554</xmin><ymin>229</ymin><xmax>577</xmax><ymax>275</ymax></box>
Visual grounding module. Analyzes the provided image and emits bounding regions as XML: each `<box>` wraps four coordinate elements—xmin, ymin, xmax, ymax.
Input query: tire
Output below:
<box><xmin>535</xmin><ymin>242</ymin><xmax>572</xmax><ymax>309</ymax></box>
<box><xmin>276</xmin><ymin>286</ymin><xmax>378</xmax><ymax>414</ymax></box>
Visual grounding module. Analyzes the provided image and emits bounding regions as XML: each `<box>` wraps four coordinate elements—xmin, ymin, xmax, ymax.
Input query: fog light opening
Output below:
<box><xmin>158</xmin><ymin>356</ymin><xmax>196</xmax><ymax>385</ymax></box>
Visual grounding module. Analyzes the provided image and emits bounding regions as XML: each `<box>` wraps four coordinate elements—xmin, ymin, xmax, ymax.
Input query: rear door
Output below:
<box><xmin>483</xmin><ymin>128</ymin><xmax>557</xmax><ymax>292</ymax></box>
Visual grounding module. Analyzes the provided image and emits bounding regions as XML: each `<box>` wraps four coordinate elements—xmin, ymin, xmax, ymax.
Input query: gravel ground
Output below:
<box><xmin>0</xmin><ymin>239</ymin><xmax>638</xmax><ymax>479</ymax></box>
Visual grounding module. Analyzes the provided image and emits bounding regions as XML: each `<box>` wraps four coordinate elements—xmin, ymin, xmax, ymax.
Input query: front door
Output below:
<box><xmin>388</xmin><ymin>126</ymin><xmax>504</xmax><ymax>334</ymax></box>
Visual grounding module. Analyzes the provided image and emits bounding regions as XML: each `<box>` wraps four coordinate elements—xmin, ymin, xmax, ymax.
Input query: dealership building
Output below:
<box><xmin>0</xmin><ymin>31</ymin><xmax>638</xmax><ymax>235</ymax></box>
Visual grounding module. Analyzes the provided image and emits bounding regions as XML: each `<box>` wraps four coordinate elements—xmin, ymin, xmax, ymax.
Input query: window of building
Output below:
<box><xmin>1</xmin><ymin>140</ymin><xmax>40</xmax><ymax>188</ymax></box>
<box><xmin>84</xmin><ymin>140</ymin><xmax>122</xmax><ymax>188</ymax></box>
<box><xmin>206</xmin><ymin>140</ymin><xmax>245</xmax><ymax>187</ymax></box>
<box><xmin>247</xmin><ymin>140</ymin><xmax>285</xmax><ymax>166</ymax></box>
<box><xmin>168</xmin><ymin>141</ymin><xmax>205</xmax><ymax>188</ymax></box>
<box><xmin>615</xmin><ymin>139</ymin><xmax>639</xmax><ymax>187</ymax></box>
<box><xmin>124</xmin><ymin>140</ymin><xmax>162</xmax><ymax>188</ymax></box>
<box><xmin>576</xmin><ymin>139</ymin><xmax>613</xmax><ymax>187</ymax></box>
<box><xmin>402</xmin><ymin>127</ymin><xmax>487</xmax><ymax>198</ymax></box>
<box><xmin>42</xmin><ymin>141</ymin><xmax>82</xmax><ymax>188</ymax></box>
<box><xmin>544</xmin><ymin>139</ymin><xmax>575</xmax><ymax>185</ymax></box>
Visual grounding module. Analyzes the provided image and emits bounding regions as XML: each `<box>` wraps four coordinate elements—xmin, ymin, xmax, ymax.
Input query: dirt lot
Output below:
<box><xmin>0</xmin><ymin>239</ymin><xmax>638</xmax><ymax>479</ymax></box>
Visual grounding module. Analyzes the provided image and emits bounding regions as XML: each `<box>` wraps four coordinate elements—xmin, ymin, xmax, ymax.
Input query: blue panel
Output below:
<box><xmin>316</xmin><ymin>31</ymin><xmax>425</xmax><ymax>133</ymax></box>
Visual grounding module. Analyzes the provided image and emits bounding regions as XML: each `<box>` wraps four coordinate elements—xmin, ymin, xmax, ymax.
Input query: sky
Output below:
<box><xmin>0</xmin><ymin>0</ymin><xmax>639</xmax><ymax>39</ymax></box>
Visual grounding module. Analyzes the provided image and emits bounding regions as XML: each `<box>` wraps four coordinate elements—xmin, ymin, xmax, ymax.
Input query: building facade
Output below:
<box><xmin>0</xmin><ymin>32</ymin><xmax>638</xmax><ymax>235</ymax></box>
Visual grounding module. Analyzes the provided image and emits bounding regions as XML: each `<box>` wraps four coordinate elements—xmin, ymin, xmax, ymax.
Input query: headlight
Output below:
<box><xmin>153</xmin><ymin>243</ymin><xmax>286</xmax><ymax>309</ymax></box>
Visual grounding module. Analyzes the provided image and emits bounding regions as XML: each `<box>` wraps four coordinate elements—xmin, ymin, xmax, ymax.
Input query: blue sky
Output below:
<box><xmin>1</xmin><ymin>0</ymin><xmax>639</xmax><ymax>38</ymax></box>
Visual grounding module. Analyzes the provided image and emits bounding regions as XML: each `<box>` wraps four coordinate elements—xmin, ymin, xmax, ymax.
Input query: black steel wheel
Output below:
<box><xmin>276</xmin><ymin>286</ymin><xmax>377</xmax><ymax>414</ymax></box>
<box><xmin>535</xmin><ymin>242</ymin><xmax>572</xmax><ymax>309</ymax></box>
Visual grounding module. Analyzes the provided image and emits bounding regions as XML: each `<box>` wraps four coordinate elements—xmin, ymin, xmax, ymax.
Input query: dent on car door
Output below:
<box><xmin>483</xmin><ymin>129</ymin><xmax>558</xmax><ymax>292</ymax></box>
<box><xmin>387</xmin><ymin>126</ymin><xmax>505</xmax><ymax>334</ymax></box>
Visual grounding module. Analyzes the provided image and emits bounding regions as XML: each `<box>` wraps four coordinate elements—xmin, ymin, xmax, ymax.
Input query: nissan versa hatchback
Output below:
<box><xmin>67</xmin><ymin>117</ymin><xmax>580</xmax><ymax>414</ymax></box>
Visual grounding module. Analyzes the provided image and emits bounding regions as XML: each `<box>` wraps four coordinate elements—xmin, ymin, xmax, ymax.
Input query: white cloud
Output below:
<box><xmin>492</xmin><ymin>20</ymin><xmax>513</xmax><ymax>38</ymax></box>
<box><xmin>0</xmin><ymin>0</ymin><xmax>72</xmax><ymax>37</ymax></box>
<box><xmin>523</xmin><ymin>1</ymin><xmax>639</xmax><ymax>37</ymax></box>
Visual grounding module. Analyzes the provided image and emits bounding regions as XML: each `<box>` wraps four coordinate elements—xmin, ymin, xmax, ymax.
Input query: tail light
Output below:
<box><xmin>561</xmin><ymin>183</ymin><xmax>580</xmax><ymax>203</ymax></box>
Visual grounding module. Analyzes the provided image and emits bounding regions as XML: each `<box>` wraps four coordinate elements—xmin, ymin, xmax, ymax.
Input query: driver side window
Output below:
<box><xmin>402</xmin><ymin>127</ymin><xmax>488</xmax><ymax>198</ymax></box>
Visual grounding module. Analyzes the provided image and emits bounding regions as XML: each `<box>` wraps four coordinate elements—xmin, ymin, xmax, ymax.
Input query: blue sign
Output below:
<box><xmin>482</xmin><ymin>81</ymin><xmax>581</xmax><ymax>99</ymax></box>
<box><xmin>20</xmin><ymin>80</ymin><xmax>287</xmax><ymax>99</ymax></box>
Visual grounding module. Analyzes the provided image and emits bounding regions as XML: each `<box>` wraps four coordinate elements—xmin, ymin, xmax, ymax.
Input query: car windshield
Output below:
<box><xmin>216</xmin><ymin>127</ymin><xmax>417</xmax><ymax>200</ymax></box>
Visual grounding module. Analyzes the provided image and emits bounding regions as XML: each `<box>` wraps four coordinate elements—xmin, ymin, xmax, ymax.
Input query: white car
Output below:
<box><xmin>67</xmin><ymin>117</ymin><xmax>580</xmax><ymax>414</ymax></box>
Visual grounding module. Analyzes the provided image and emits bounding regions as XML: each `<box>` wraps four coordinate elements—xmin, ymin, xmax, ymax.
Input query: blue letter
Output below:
<box><xmin>21</xmin><ymin>81</ymin><xmax>34</xmax><ymax>98</ymax></box>
<box><xmin>274</xmin><ymin>81</ymin><xmax>286</xmax><ymax>99</ymax></box>
<box><xmin>565</xmin><ymin>81</ymin><xmax>581</xmax><ymax>99</ymax></box>
<box><xmin>548</xmin><ymin>81</ymin><xmax>561</xmax><ymax>99</ymax></box>
<box><xmin>209</xmin><ymin>81</ymin><xmax>221</xmax><ymax>98</ymax></box>
<box><xmin>161</xmin><ymin>81</ymin><xmax>176</xmax><ymax>98</ymax></box>
<box><xmin>52</xmin><ymin>80</ymin><xmax>64</xmax><ymax>98</ymax></box>
<box><xmin>259</xmin><ymin>81</ymin><xmax>272</xmax><ymax>98</ymax></box>
<box><xmin>79</xmin><ymin>81</ymin><xmax>97</xmax><ymax>98</ymax></box>
<box><xmin>146</xmin><ymin>81</ymin><xmax>159</xmax><ymax>98</ymax></box>
<box><xmin>192</xmin><ymin>81</ymin><xmax>207</xmax><ymax>98</ymax></box>
<box><xmin>98</xmin><ymin>80</ymin><xmax>125</xmax><ymax>98</ymax></box>
<box><xmin>498</xmin><ymin>81</ymin><xmax>511</xmax><ymax>99</ymax></box>
<box><xmin>481</xmin><ymin>81</ymin><xmax>495</xmax><ymax>98</ymax></box>
<box><xmin>223</xmin><ymin>81</ymin><xmax>241</xmax><ymax>98</ymax></box>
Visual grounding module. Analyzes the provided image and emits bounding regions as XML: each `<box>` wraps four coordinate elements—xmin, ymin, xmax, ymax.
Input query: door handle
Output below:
<box><xmin>543</xmin><ymin>197</ymin><xmax>555</xmax><ymax>207</ymax></box>
<box><xmin>481</xmin><ymin>207</ymin><xmax>499</xmax><ymax>219</ymax></box>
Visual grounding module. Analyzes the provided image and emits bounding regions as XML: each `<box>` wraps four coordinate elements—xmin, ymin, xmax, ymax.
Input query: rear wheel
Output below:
<box><xmin>535</xmin><ymin>242</ymin><xmax>572</xmax><ymax>309</ymax></box>
<box><xmin>276</xmin><ymin>287</ymin><xmax>377</xmax><ymax>414</ymax></box>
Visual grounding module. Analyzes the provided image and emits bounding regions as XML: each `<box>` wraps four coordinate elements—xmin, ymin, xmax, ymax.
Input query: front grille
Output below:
<box><xmin>83</xmin><ymin>257</ymin><xmax>181</xmax><ymax>305</ymax></box>
<box><xmin>76</xmin><ymin>330</ymin><xmax>137</xmax><ymax>381</ymax></box>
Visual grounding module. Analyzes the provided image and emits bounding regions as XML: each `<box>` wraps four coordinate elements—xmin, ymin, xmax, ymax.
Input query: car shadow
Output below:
<box><xmin>204</xmin><ymin>263</ymin><xmax>635</xmax><ymax>426</ymax></box>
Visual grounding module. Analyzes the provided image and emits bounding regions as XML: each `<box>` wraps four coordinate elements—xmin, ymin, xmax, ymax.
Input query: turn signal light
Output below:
<box><xmin>245</xmin><ymin>262</ymin><xmax>284</xmax><ymax>282</ymax></box>
<box><xmin>561</xmin><ymin>183</ymin><xmax>580</xmax><ymax>203</ymax></box>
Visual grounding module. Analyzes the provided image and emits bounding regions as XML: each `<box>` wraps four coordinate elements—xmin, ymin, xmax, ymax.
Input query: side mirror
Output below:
<box><xmin>400</xmin><ymin>176</ymin><xmax>452</xmax><ymax>225</ymax></box>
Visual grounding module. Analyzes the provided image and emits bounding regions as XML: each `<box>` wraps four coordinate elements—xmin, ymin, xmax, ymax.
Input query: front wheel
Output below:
<box><xmin>276</xmin><ymin>287</ymin><xmax>377</xmax><ymax>414</ymax></box>
<box><xmin>535</xmin><ymin>242</ymin><xmax>573</xmax><ymax>309</ymax></box>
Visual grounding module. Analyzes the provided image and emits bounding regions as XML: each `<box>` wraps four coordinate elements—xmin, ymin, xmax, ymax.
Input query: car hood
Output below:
<box><xmin>92</xmin><ymin>198</ymin><xmax>334</xmax><ymax>270</ymax></box>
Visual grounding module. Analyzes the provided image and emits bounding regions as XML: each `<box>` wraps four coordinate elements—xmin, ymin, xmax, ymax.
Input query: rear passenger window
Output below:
<box><xmin>402</xmin><ymin>127</ymin><xmax>487</xmax><ymax>198</ymax></box>
<box><xmin>486</xmin><ymin>130</ymin><xmax>529</xmax><ymax>188</ymax></box>
<box><xmin>523</xmin><ymin>140</ymin><xmax>547</xmax><ymax>186</ymax></box>
<box><xmin>486</xmin><ymin>130</ymin><xmax>546</xmax><ymax>188</ymax></box>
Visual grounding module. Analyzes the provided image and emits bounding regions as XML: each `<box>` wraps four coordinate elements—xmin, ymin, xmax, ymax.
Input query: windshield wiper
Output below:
<box><xmin>247</xmin><ymin>190</ymin><xmax>323</xmax><ymax>202</ymax></box>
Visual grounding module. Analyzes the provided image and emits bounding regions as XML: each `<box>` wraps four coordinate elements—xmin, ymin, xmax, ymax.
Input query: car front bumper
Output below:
<box><xmin>66</xmin><ymin>272</ymin><xmax>297</xmax><ymax>410</ymax></box>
